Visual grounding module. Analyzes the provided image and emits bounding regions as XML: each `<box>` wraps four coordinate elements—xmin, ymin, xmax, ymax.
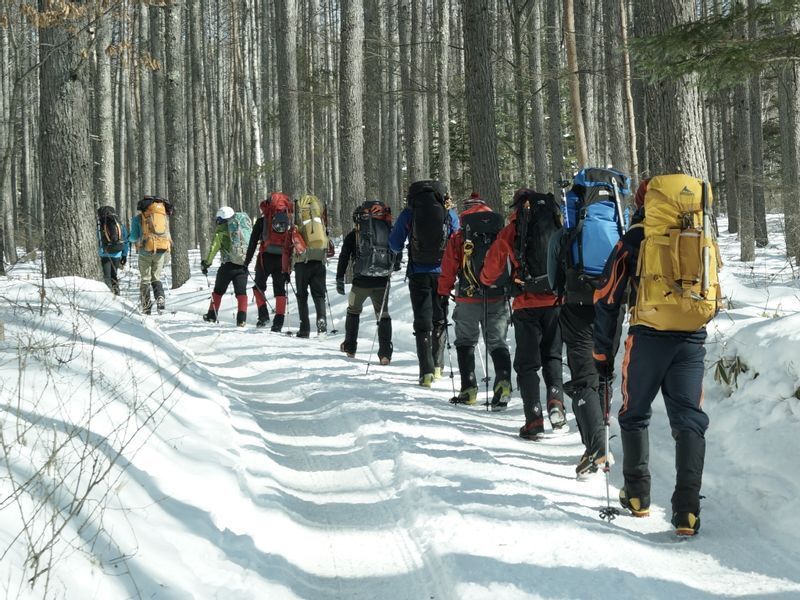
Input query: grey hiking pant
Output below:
<box><xmin>453</xmin><ymin>300</ymin><xmax>509</xmax><ymax>352</ymax></box>
<box><xmin>138</xmin><ymin>250</ymin><xmax>168</xmax><ymax>284</ymax></box>
<box><xmin>347</xmin><ymin>283</ymin><xmax>390</xmax><ymax>318</ymax></box>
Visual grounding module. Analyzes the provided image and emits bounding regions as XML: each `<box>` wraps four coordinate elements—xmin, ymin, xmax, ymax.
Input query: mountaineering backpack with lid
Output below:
<box><xmin>295</xmin><ymin>194</ymin><xmax>329</xmax><ymax>262</ymax></box>
<box><xmin>226</xmin><ymin>212</ymin><xmax>253</xmax><ymax>265</ymax></box>
<box><xmin>353</xmin><ymin>199</ymin><xmax>393</xmax><ymax>278</ymax></box>
<box><xmin>138</xmin><ymin>196</ymin><xmax>173</xmax><ymax>253</ymax></box>
<box><xmin>407</xmin><ymin>179</ymin><xmax>449</xmax><ymax>265</ymax></box>
<box><xmin>97</xmin><ymin>206</ymin><xmax>124</xmax><ymax>254</ymax></box>
<box><xmin>261</xmin><ymin>193</ymin><xmax>293</xmax><ymax>255</ymax></box>
<box><xmin>561</xmin><ymin>167</ymin><xmax>630</xmax><ymax>304</ymax></box>
<box><xmin>632</xmin><ymin>174</ymin><xmax>722</xmax><ymax>332</ymax></box>
<box><xmin>510</xmin><ymin>189</ymin><xmax>562</xmax><ymax>297</ymax></box>
<box><xmin>458</xmin><ymin>210</ymin><xmax>505</xmax><ymax>298</ymax></box>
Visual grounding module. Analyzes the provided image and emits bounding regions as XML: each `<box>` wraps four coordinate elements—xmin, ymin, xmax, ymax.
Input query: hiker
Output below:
<box><xmin>129</xmin><ymin>195</ymin><xmax>173</xmax><ymax>314</ymax></box>
<box><xmin>389</xmin><ymin>180</ymin><xmax>459</xmax><ymax>387</ymax></box>
<box><xmin>549</xmin><ymin>167</ymin><xmax>630</xmax><ymax>476</ymax></box>
<box><xmin>286</xmin><ymin>194</ymin><xmax>335</xmax><ymax>338</ymax></box>
<box><xmin>97</xmin><ymin>205</ymin><xmax>129</xmax><ymax>296</ymax></box>
<box><xmin>336</xmin><ymin>199</ymin><xmax>396</xmax><ymax>364</ymax></box>
<box><xmin>480</xmin><ymin>188</ymin><xmax>564</xmax><ymax>440</ymax></box>
<box><xmin>244</xmin><ymin>193</ymin><xmax>293</xmax><ymax>332</ymax></box>
<box><xmin>593</xmin><ymin>175</ymin><xmax>722</xmax><ymax>536</ymax></box>
<box><xmin>438</xmin><ymin>193</ymin><xmax>511</xmax><ymax>408</ymax></box>
<box><xmin>201</xmin><ymin>206</ymin><xmax>253</xmax><ymax>327</ymax></box>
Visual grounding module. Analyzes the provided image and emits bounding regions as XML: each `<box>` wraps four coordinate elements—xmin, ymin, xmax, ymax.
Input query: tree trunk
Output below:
<box><xmin>576</xmin><ymin>0</ymin><xmax>595</xmax><ymax>165</ymax></box>
<box><xmin>747</xmin><ymin>0</ymin><xmax>767</xmax><ymax>248</ymax></box>
<box><xmin>721</xmin><ymin>93</ymin><xmax>738</xmax><ymax>234</ymax></box>
<box><xmin>339</xmin><ymin>0</ymin><xmax>366</xmax><ymax>224</ymax></box>
<box><xmin>545</xmin><ymin>0</ymin><xmax>564</xmax><ymax>183</ymax></box>
<box><xmin>462</xmin><ymin>0</ymin><xmax>501</xmax><ymax>208</ymax></box>
<box><xmin>38</xmin><ymin>2</ymin><xmax>101</xmax><ymax>280</ymax></box>
<box><xmin>363</xmin><ymin>0</ymin><xmax>382</xmax><ymax>199</ymax></box>
<box><xmin>93</xmin><ymin>6</ymin><xmax>114</xmax><ymax>210</ymax></box>
<box><xmin>529</xmin><ymin>0</ymin><xmax>548</xmax><ymax>191</ymax></box>
<box><xmin>436</xmin><ymin>0</ymin><xmax>451</xmax><ymax>191</ymax></box>
<box><xmin>563</xmin><ymin>0</ymin><xmax>588</xmax><ymax>168</ymax></box>
<box><xmin>777</xmin><ymin>12</ymin><xmax>800</xmax><ymax>262</ymax></box>
<box><xmin>138</xmin><ymin>4</ymin><xmax>154</xmax><ymax>202</ymax></box>
<box><xmin>150</xmin><ymin>7</ymin><xmax>167</xmax><ymax>195</ymax></box>
<box><xmin>733</xmin><ymin>82</ymin><xmax>754</xmax><ymax>262</ymax></box>
<box><xmin>604</xmin><ymin>0</ymin><xmax>628</xmax><ymax>174</ymax></box>
<box><xmin>382</xmin><ymin>0</ymin><xmax>400</xmax><ymax>207</ymax></box>
<box><xmin>164</xmin><ymin>0</ymin><xmax>190</xmax><ymax>287</ymax></box>
<box><xmin>399</xmin><ymin>0</ymin><xmax>425</xmax><ymax>182</ymax></box>
<box><xmin>276</xmin><ymin>0</ymin><xmax>303</xmax><ymax>199</ymax></box>
<box><xmin>190</xmin><ymin>0</ymin><xmax>210</xmax><ymax>255</ymax></box>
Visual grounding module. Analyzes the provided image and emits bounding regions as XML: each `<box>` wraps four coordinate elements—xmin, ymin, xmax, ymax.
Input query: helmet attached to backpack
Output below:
<box><xmin>216</xmin><ymin>206</ymin><xmax>235</xmax><ymax>224</ymax></box>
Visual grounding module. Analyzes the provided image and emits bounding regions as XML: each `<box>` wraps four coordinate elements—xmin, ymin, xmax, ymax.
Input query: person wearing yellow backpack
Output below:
<box><xmin>287</xmin><ymin>194</ymin><xmax>335</xmax><ymax>338</ymax></box>
<box><xmin>129</xmin><ymin>195</ymin><xmax>173</xmax><ymax>314</ymax></box>
<box><xmin>593</xmin><ymin>175</ymin><xmax>722</xmax><ymax>537</ymax></box>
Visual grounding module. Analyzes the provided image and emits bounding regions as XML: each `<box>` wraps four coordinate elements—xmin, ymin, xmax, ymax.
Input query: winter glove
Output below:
<box><xmin>439</xmin><ymin>295</ymin><xmax>450</xmax><ymax>311</ymax></box>
<box><xmin>120</xmin><ymin>256</ymin><xmax>127</xmax><ymax>268</ymax></box>
<box><xmin>392</xmin><ymin>250</ymin><xmax>403</xmax><ymax>272</ymax></box>
<box><xmin>336</xmin><ymin>279</ymin><xmax>345</xmax><ymax>295</ymax></box>
<box><xmin>201</xmin><ymin>260</ymin><xmax>209</xmax><ymax>276</ymax></box>
<box><xmin>282</xmin><ymin>272</ymin><xmax>291</xmax><ymax>284</ymax></box>
<box><xmin>594</xmin><ymin>358</ymin><xmax>614</xmax><ymax>386</ymax></box>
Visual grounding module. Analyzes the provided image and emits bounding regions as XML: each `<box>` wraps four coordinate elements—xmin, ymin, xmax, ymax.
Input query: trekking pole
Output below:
<box><xmin>365</xmin><ymin>280</ymin><xmax>391</xmax><ymax>375</ymax></box>
<box><xmin>444</xmin><ymin>317</ymin><xmax>457</xmax><ymax>400</ymax></box>
<box><xmin>324</xmin><ymin>285</ymin><xmax>339</xmax><ymax>334</ymax></box>
<box><xmin>482</xmin><ymin>293</ymin><xmax>490</xmax><ymax>412</ymax></box>
<box><xmin>247</xmin><ymin>269</ymin><xmax>275</xmax><ymax>313</ymax></box>
<box><xmin>599</xmin><ymin>379</ymin><xmax>620</xmax><ymax>522</ymax></box>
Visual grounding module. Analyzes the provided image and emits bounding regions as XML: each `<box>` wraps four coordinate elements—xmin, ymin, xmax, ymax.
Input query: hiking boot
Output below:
<box><xmin>317</xmin><ymin>318</ymin><xmax>327</xmax><ymax>335</ymax></box>
<box><xmin>339</xmin><ymin>341</ymin><xmax>355</xmax><ymax>358</ymax></box>
<box><xmin>111</xmin><ymin>282</ymin><xmax>120</xmax><ymax>296</ymax></box>
<box><xmin>419</xmin><ymin>373</ymin><xmax>434</xmax><ymax>388</ymax></box>
<box><xmin>271</xmin><ymin>314</ymin><xmax>284</xmax><ymax>332</ymax></box>
<box><xmin>156</xmin><ymin>296</ymin><xmax>166</xmax><ymax>311</ymax></box>
<box><xmin>547</xmin><ymin>399</ymin><xmax>567</xmax><ymax>429</ymax></box>
<box><xmin>576</xmin><ymin>449</ymin><xmax>614</xmax><ymax>477</ymax></box>
<box><xmin>619</xmin><ymin>487</ymin><xmax>651</xmax><ymax>518</ymax></box>
<box><xmin>236</xmin><ymin>311</ymin><xmax>246</xmax><ymax>327</ymax></box>
<box><xmin>237</xmin><ymin>321</ymin><xmax>246</xmax><ymax>328</ymax></box>
<box><xmin>202</xmin><ymin>312</ymin><xmax>217</xmax><ymax>323</ymax></box>
<box><xmin>452</xmin><ymin>386</ymin><xmax>478</xmax><ymax>405</ymax></box>
<box><xmin>379</xmin><ymin>356</ymin><xmax>391</xmax><ymax>366</ymax></box>
<box><xmin>671</xmin><ymin>511</ymin><xmax>701</xmax><ymax>536</ymax></box>
<box><xmin>433</xmin><ymin>366</ymin><xmax>442</xmax><ymax>381</ymax></box>
<box><xmin>491</xmin><ymin>379</ymin><xmax>512</xmax><ymax>412</ymax></box>
<box><xmin>256</xmin><ymin>319</ymin><xmax>269</xmax><ymax>328</ymax></box>
<box><xmin>519</xmin><ymin>419</ymin><xmax>545</xmax><ymax>440</ymax></box>
<box><xmin>296</xmin><ymin>330</ymin><xmax>310</xmax><ymax>339</ymax></box>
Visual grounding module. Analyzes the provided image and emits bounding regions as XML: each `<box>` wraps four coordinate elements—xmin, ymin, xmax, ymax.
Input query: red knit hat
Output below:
<box><xmin>634</xmin><ymin>178</ymin><xmax>650</xmax><ymax>209</ymax></box>
<box><xmin>464</xmin><ymin>192</ymin><xmax>486</xmax><ymax>210</ymax></box>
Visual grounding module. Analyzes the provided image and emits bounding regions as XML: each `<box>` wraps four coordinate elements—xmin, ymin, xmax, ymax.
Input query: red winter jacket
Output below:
<box><xmin>479</xmin><ymin>212</ymin><xmax>559</xmax><ymax>311</ymax></box>
<box><xmin>438</xmin><ymin>203</ymin><xmax>503</xmax><ymax>304</ymax></box>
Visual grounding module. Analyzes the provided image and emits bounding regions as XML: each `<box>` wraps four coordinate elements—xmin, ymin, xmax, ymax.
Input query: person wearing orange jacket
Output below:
<box><xmin>438</xmin><ymin>194</ymin><xmax>511</xmax><ymax>407</ymax></box>
<box><xmin>480</xmin><ymin>189</ymin><xmax>566</xmax><ymax>440</ymax></box>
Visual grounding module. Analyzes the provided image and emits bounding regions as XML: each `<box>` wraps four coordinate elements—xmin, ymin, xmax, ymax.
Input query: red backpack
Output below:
<box><xmin>260</xmin><ymin>193</ymin><xmax>293</xmax><ymax>255</ymax></box>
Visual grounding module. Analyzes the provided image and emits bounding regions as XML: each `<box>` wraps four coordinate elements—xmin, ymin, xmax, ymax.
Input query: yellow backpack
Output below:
<box><xmin>632</xmin><ymin>174</ymin><xmax>722</xmax><ymax>332</ymax></box>
<box><xmin>141</xmin><ymin>198</ymin><xmax>172</xmax><ymax>253</ymax></box>
<box><xmin>295</xmin><ymin>194</ymin><xmax>329</xmax><ymax>261</ymax></box>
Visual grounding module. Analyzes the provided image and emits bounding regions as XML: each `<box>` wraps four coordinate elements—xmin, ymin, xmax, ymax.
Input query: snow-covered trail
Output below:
<box><xmin>148</xmin><ymin>258</ymin><xmax>800</xmax><ymax>600</ymax></box>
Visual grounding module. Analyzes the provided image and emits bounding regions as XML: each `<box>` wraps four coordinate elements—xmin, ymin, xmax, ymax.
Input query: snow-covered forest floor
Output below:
<box><xmin>1</xmin><ymin>215</ymin><xmax>799</xmax><ymax>599</ymax></box>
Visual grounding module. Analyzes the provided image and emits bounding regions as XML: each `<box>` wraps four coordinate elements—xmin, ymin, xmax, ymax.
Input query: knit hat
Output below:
<box><xmin>464</xmin><ymin>191</ymin><xmax>486</xmax><ymax>210</ymax></box>
<box><xmin>634</xmin><ymin>178</ymin><xmax>650</xmax><ymax>209</ymax></box>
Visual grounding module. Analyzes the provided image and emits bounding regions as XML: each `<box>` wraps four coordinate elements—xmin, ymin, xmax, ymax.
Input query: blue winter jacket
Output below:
<box><xmin>389</xmin><ymin>207</ymin><xmax>459</xmax><ymax>274</ymax></box>
<box><xmin>97</xmin><ymin>222</ymin><xmax>130</xmax><ymax>259</ymax></box>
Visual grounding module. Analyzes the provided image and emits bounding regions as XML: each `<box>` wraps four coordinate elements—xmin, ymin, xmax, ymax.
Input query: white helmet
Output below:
<box><xmin>215</xmin><ymin>206</ymin><xmax>235</xmax><ymax>222</ymax></box>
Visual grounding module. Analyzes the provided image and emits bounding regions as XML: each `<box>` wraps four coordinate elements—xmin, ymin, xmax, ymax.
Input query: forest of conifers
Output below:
<box><xmin>0</xmin><ymin>0</ymin><xmax>799</xmax><ymax>288</ymax></box>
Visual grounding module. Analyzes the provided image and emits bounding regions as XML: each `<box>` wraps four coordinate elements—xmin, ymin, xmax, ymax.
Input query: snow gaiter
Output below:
<box><xmin>490</xmin><ymin>347</ymin><xmax>512</xmax><ymax>386</ymax></box>
<box><xmin>236</xmin><ymin>294</ymin><xmax>247</xmax><ymax>325</ymax></box>
<box><xmin>456</xmin><ymin>345</ymin><xmax>477</xmax><ymax>391</ymax></box>
<box><xmin>207</xmin><ymin>292</ymin><xmax>223</xmax><ymax>319</ymax></box>
<box><xmin>432</xmin><ymin>320</ymin><xmax>446</xmax><ymax>369</ymax></box>
<box><xmin>378</xmin><ymin>318</ymin><xmax>393</xmax><ymax>360</ymax></box>
<box><xmin>343</xmin><ymin>312</ymin><xmax>360</xmax><ymax>354</ymax></box>
<box><xmin>622</xmin><ymin>428</ymin><xmax>651</xmax><ymax>499</ymax></box>
<box><xmin>140</xmin><ymin>283</ymin><xmax>152</xmax><ymax>312</ymax></box>
<box><xmin>517</xmin><ymin>368</ymin><xmax>542</xmax><ymax>423</ymax></box>
<box><xmin>151</xmin><ymin>280</ymin><xmax>165</xmax><ymax>302</ymax></box>
<box><xmin>672</xmin><ymin>429</ymin><xmax>705</xmax><ymax>515</ymax></box>
<box><xmin>415</xmin><ymin>331</ymin><xmax>435</xmax><ymax>377</ymax></box>
<box><xmin>297</xmin><ymin>300</ymin><xmax>310</xmax><ymax>335</ymax></box>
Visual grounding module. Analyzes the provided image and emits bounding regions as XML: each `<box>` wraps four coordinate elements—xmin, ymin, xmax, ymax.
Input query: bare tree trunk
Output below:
<box><xmin>164</xmin><ymin>0</ymin><xmax>189</xmax><ymax>286</ymax></box>
<box><xmin>462</xmin><ymin>0</ymin><xmax>501</xmax><ymax>208</ymax></box>
<box><xmin>619</xmin><ymin>0</ymin><xmax>638</xmax><ymax>181</ymax></box>
<box><xmin>563</xmin><ymin>0</ymin><xmax>588</xmax><ymax>168</ymax></box>
<box><xmin>382</xmin><ymin>0</ymin><xmax>400</xmax><ymax>206</ymax></box>
<box><xmin>364</xmin><ymin>0</ymin><xmax>382</xmax><ymax>199</ymax></box>
<box><xmin>276</xmin><ymin>0</ymin><xmax>303</xmax><ymax>199</ymax></box>
<box><xmin>545</xmin><ymin>0</ymin><xmax>564</xmax><ymax>182</ymax></box>
<box><xmin>39</xmin><ymin>3</ymin><xmax>101</xmax><ymax>280</ymax></box>
<box><xmin>190</xmin><ymin>0</ymin><xmax>210</xmax><ymax>255</ymax></box>
<box><xmin>150</xmin><ymin>7</ymin><xmax>167</xmax><ymax>195</ymax></box>
<box><xmin>138</xmin><ymin>4</ymin><xmax>154</xmax><ymax>201</ymax></box>
<box><xmin>436</xmin><ymin>0</ymin><xmax>451</xmax><ymax>190</ymax></box>
<box><xmin>93</xmin><ymin>5</ymin><xmax>114</xmax><ymax>210</ymax></box>
<box><xmin>777</xmin><ymin>12</ymin><xmax>800</xmax><ymax>262</ymax></box>
<box><xmin>604</xmin><ymin>0</ymin><xmax>628</xmax><ymax>174</ymax></box>
<box><xmin>399</xmin><ymin>0</ymin><xmax>424</xmax><ymax>182</ymax></box>
<box><xmin>576</xmin><ymin>0</ymin><xmax>595</xmax><ymax>164</ymax></box>
<box><xmin>0</xmin><ymin>23</ymin><xmax>13</xmax><ymax>265</ymax></box>
<box><xmin>721</xmin><ymin>92</ymin><xmax>738</xmax><ymax>234</ymax></box>
<box><xmin>747</xmin><ymin>0</ymin><xmax>767</xmax><ymax>248</ymax></box>
<box><xmin>529</xmin><ymin>0</ymin><xmax>548</xmax><ymax>191</ymax></box>
<box><xmin>733</xmin><ymin>82</ymin><xmax>754</xmax><ymax>261</ymax></box>
<box><xmin>340</xmin><ymin>0</ymin><xmax>366</xmax><ymax>224</ymax></box>
<box><xmin>510</xmin><ymin>1</ymin><xmax>532</xmax><ymax>183</ymax></box>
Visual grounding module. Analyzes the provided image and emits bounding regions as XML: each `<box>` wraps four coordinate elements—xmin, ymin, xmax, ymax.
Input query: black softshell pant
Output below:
<box><xmin>294</xmin><ymin>260</ymin><xmax>327</xmax><ymax>334</ymax></box>
<box><xmin>209</xmin><ymin>262</ymin><xmax>248</xmax><ymax>324</ymax></box>
<box><xmin>512</xmin><ymin>306</ymin><xmax>563</xmax><ymax>424</ymax></box>
<box><xmin>619</xmin><ymin>332</ymin><xmax>709</xmax><ymax>514</ymax></box>
<box><xmin>101</xmin><ymin>257</ymin><xmax>121</xmax><ymax>294</ymax></box>
<box><xmin>253</xmin><ymin>252</ymin><xmax>287</xmax><ymax>321</ymax></box>
<box><xmin>408</xmin><ymin>272</ymin><xmax>446</xmax><ymax>377</ymax></box>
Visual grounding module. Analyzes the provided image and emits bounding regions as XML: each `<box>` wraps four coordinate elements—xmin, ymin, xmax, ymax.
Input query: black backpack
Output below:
<box><xmin>353</xmin><ymin>200</ymin><xmax>393</xmax><ymax>278</ymax></box>
<box><xmin>510</xmin><ymin>190</ymin><xmax>561</xmax><ymax>297</ymax></box>
<box><xmin>407</xmin><ymin>180</ymin><xmax>449</xmax><ymax>265</ymax></box>
<box><xmin>97</xmin><ymin>206</ymin><xmax>124</xmax><ymax>254</ymax></box>
<box><xmin>457</xmin><ymin>211</ymin><xmax>505</xmax><ymax>298</ymax></box>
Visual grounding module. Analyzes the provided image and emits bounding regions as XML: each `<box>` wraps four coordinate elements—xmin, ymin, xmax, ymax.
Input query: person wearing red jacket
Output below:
<box><xmin>480</xmin><ymin>189</ymin><xmax>565</xmax><ymax>440</ymax></box>
<box><xmin>438</xmin><ymin>194</ymin><xmax>512</xmax><ymax>407</ymax></box>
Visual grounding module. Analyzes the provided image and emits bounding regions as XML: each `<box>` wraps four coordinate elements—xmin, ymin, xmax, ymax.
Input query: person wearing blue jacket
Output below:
<box><xmin>389</xmin><ymin>182</ymin><xmax>459</xmax><ymax>387</ymax></box>
<box><xmin>96</xmin><ymin>206</ymin><xmax>129</xmax><ymax>296</ymax></box>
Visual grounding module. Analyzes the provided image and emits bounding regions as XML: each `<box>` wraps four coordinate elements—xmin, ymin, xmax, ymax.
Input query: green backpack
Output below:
<box><xmin>227</xmin><ymin>212</ymin><xmax>253</xmax><ymax>265</ymax></box>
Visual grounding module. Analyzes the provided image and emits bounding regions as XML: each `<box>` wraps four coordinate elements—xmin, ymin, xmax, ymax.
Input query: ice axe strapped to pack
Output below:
<box><xmin>458</xmin><ymin>211</ymin><xmax>505</xmax><ymax>298</ymax></box>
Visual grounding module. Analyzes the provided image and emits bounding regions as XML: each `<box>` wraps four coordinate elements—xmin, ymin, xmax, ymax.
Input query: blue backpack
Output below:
<box><xmin>560</xmin><ymin>167</ymin><xmax>630</xmax><ymax>304</ymax></box>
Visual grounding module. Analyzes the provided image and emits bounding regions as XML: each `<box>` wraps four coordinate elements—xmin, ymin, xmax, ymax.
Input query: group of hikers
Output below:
<box><xmin>96</xmin><ymin>168</ymin><xmax>722</xmax><ymax>537</ymax></box>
